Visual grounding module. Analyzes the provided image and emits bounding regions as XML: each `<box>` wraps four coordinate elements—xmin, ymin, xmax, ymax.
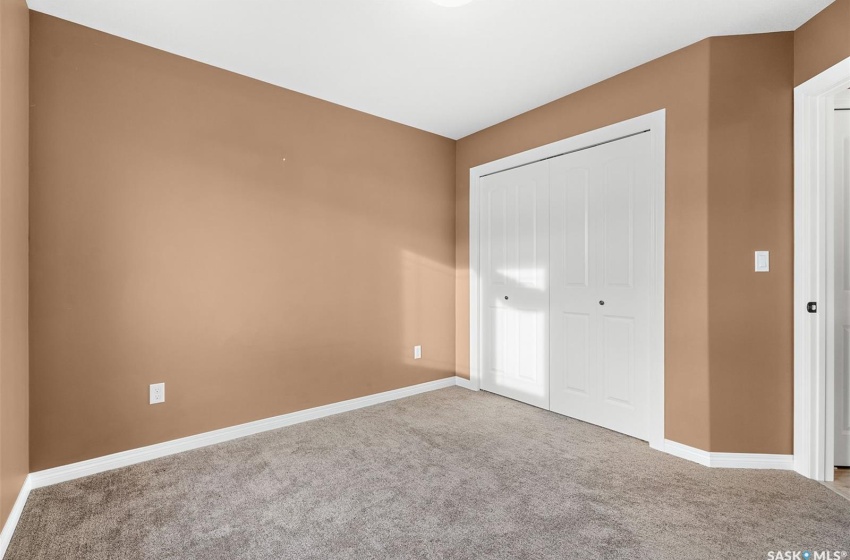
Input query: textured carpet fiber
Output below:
<box><xmin>7</xmin><ymin>387</ymin><xmax>850</xmax><ymax>559</ymax></box>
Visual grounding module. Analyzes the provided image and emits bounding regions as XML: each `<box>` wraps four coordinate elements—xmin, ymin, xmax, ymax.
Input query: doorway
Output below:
<box><xmin>469</xmin><ymin>111</ymin><xmax>665</xmax><ymax>449</ymax></box>
<box><xmin>793</xmin><ymin>56</ymin><xmax>850</xmax><ymax>482</ymax></box>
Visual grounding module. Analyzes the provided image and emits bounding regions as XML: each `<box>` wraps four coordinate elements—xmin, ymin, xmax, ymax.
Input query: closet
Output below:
<box><xmin>480</xmin><ymin>132</ymin><xmax>652</xmax><ymax>441</ymax></box>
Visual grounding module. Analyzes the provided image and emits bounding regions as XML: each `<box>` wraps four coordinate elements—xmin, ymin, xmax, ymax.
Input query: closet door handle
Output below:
<box><xmin>599</xmin><ymin>300</ymin><xmax>605</xmax><ymax>306</ymax></box>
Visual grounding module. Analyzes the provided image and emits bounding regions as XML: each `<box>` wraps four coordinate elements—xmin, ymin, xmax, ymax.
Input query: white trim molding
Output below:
<box><xmin>0</xmin><ymin>475</ymin><xmax>32</xmax><ymax>558</ymax></box>
<box><xmin>455</xmin><ymin>376</ymin><xmax>475</xmax><ymax>390</ymax></box>
<box><xmin>662</xmin><ymin>440</ymin><xmax>794</xmax><ymax>470</ymax></box>
<box><xmin>468</xmin><ymin>109</ymin><xmax>666</xmax><ymax>450</ymax></box>
<box><xmin>29</xmin><ymin>376</ymin><xmax>464</xmax><ymax>489</ymax></box>
<box><xmin>794</xmin><ymin>55</ymin><xmax>850</xmax><ymax>481</ymax></box>
<box><xmin>0</xmin><ymin>377</ymin><xmax>788</xmax><ymax>554</ymax></box>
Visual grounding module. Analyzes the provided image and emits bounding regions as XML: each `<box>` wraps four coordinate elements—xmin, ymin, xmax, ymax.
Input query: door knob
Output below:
<box><xmin>599</xmin><ymin>300</ymin><xmax>605</xmax><ymax>305</ymax></box>
<box><xmin>505</xmin><ymin>296</ymin><xmax>509</xmax><ymax>300</ymax></box>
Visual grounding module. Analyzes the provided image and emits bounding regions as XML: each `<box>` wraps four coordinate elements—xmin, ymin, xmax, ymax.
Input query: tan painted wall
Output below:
<box><xmin>455</xmin><ymin>33</ymin><xmax>797</xmax><ymax>453</ymax></box>
<box><xmin>29</xmin><ymin>14</ymin><xmax>456</xmax><ymax>471</ymax></box>
<box><xmin>794</xmin><ymin>0</ymin><xmax>850</xmax><ymax>86</ymax></box>
<box><xmin>0</xmin><ymin>0</ymin><xmax>29</xmax><ymax>524</ymax></box>
<box><xmin>707</xmin><ymin>34</ymin><xmax>794</xmax><ymax>454</ymax></box>
<box><xmin>456</xmin><ymin>41</ymin><xmax>714</xmax><ymax>450</ymax></box>
<box><xmin>26</xmin><ymin>0</ymin><xmax>850</xmax><ymax>471</ymax></box>
<box><xmin>456</xmin><ymin>33</ymin><xmax>793</xmax><ymax>453</ymax></box>
<box><xmin>454</xmin><ymin>1</ymin><xmax>847</xmax><ymax>455</ymax></box>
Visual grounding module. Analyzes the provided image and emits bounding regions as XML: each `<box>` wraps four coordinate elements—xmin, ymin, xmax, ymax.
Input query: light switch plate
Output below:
<box><xmin>414</xmin><ymin>345</ymin><xmax>422</xmax><ymax>360</ymax></box>
<box><xmin>755</xmin><ymin>251</ymin><xmax>770</xmax><ymax>272</ymax></box>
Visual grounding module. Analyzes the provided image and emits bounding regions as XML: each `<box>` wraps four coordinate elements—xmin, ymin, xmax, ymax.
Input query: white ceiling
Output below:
<box><xmin>28</xmin><ymin>0</ymin><xmax>833</xmax><ymax>139</ymax></box>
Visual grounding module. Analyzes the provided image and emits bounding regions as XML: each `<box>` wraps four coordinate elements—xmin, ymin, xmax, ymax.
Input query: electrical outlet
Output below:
<box><xmin>414</xmin><ymin>345</ymin><xmax>422</xmax><ymax>360</ymax></box>
<box><xmin>149</xmin><ymin>382</ymin><xmax>165</xmax><ymax>404</ymax></box>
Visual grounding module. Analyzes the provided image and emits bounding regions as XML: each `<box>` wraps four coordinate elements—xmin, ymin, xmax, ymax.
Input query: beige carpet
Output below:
<box><xmin>6</xmin><ymin>387</ymin><xmax>850</xmax><ymax>559</ymax></box>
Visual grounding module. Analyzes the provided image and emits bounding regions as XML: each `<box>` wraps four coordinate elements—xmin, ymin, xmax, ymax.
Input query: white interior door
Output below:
<box><xmin>549</xmin><ymin>133</ymin><xmax>652</xmax><ymax>441</ymax></box>
<box><xmin>835</xmin><ymin>100</ymin><xmax>850</xmax><ymax>467</ymax></box>
<box><xmin>480</xmin><ymin>160</ymin><xmax>550</xmax><ymax>409</ymax></box>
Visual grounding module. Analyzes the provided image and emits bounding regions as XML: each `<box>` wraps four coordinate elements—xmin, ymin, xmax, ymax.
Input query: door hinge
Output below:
<box><xmin>807</xmin><ymin>302</ymin><xmax>817</xmax><ymax>313</ymax></box>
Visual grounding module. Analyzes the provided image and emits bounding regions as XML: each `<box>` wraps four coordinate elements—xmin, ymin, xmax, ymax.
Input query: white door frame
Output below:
<box><xmin>794</xmin><ymin>56</ymin><xmax>850</xmax><ymax>481</ymax></box>
<box><xmin>468</xmin><ymin>109</ymin><xmax>666</xmax><ymax>450</ymax></box>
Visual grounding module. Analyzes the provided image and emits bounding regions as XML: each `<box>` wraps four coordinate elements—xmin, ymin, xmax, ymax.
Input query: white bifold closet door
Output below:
<box><xmin>480</xmin><ymin>160</ymin><xmax>550</xmax><ymax>409</ymax></box>
<box><xmin>480</xmin><ymin>132</ymin><xmax>652</xmax><ymax>441</ymax></box>
<box><xmin>835</xmin><ymin>104</ymin><xmax>850</xmax><ymax>468</ymax></box>
<box><xmin>549</xmin><ymin>133</ymin><xmax>652</xmax><ymax>441</ymax></box>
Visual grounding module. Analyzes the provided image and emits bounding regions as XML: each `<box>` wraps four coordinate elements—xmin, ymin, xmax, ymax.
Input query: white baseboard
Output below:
<box><xmin>30</xmin><ymin>376</ymin><xmax>463</xmax><ymax>489</ymax></box>
<box><xmin>7</xmin><ymin>378</ymin><xmax>793</xmax><ymax>555</ymax></box>
<box><xmin>662</xmin><ymin>440</ymin><xmax>710</xmax><ymax>465</ymax></box>
<box><xmin>455</xmin><ymin>376</ymin><xmax>476</xmax><ymax>390</ymax></box>
<box><xmin>0</xmin><ymin>474</ymin><xmax>32</xmax><ymax>558</ymax></box>
<box><xmin>662</xmin><ymin>439</ymin><xmax>794</xmax><ymax>470</ymax></box>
